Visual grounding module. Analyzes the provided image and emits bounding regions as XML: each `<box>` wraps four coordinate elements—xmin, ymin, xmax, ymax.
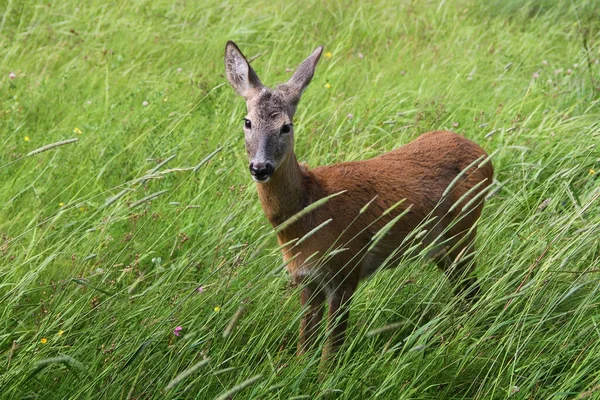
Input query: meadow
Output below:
<box><xmin>1</xmin><ymin>0</ymin><xmax>599</xmax><ymax>398</ymax></box>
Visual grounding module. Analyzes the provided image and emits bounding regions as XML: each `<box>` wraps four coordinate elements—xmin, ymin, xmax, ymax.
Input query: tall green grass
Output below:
<box><xmin>1</xmin><ymin>0</ymin><xmax>599</xmax><ymax>398</ymax></box>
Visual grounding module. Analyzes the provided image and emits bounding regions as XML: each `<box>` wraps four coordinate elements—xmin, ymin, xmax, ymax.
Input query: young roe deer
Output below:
<box><xmin>224</xmin><ymin>41</ymin><xmax>494</xmax><ymax>361</ymax></box>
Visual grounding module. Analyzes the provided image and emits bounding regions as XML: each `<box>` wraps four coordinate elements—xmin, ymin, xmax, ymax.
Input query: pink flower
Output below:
<box><xmin>9</xmin><ymin>72</ymin><xmax>16</xmax><ymax>80</ymax></box>
<box><xmin>197</xmin><ymin>286</ymin><xmax>204</xmax><ymax>293</ymax></box>
<box><xmin>173</xmin><ymin>326</ymin><xmax>183</xmax><ymax>336</ymax></box>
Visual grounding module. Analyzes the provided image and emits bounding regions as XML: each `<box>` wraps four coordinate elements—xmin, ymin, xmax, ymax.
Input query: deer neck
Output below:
<box><xmin>256</xmin><ymin>152</ymin><xmax>307</xmax><ymax>228</ymax></box>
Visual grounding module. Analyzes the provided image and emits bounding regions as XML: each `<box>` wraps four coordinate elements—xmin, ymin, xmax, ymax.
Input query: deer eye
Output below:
<box><xmin>280</xmin><ymin>124</ymin><xmax>292</xmax><ymax>134</ymax></box>
<box><xmin>243</xmin><ymin>119</ymin><xmax>251</xmax><ymax>129</ymax></box>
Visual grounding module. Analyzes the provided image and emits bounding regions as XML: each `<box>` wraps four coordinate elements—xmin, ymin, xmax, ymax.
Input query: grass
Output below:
<box><xmin>1</xmin><ymin>0</ymin><xmax>599</xmax><ymax>398</ymax></box>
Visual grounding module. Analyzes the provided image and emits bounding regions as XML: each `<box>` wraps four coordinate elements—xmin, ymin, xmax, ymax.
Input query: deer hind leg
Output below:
<box><xmin>297</xmin><ymin>285</ymin><xmax>325</xmax><ymax>355</ymax></box>
<box><xmin>321</xmin><ymin>280</ymin><xmax>357</xmax><ymax>362</ymax></box>
<box><xmin>437</xmin><ymin>230</ymin><xmax>480</xmax><ymax>301</ymax></box>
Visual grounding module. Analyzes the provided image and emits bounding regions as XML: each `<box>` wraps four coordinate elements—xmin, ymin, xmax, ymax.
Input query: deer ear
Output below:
<box><xmin>224</xmin><ymin>41</ymin><xmax>263</xmax><ymax>98</ymax></box>
<box><xmin>279</xmin><ymin>45</ymin><xmax>323</xmax><ymax>106</ymax></box>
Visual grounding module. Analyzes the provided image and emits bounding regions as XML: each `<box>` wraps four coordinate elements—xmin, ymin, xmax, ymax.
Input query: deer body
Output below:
<box><xmin>224</xmin><ymin>41</ymin><xmax>493</xmax><ymax>361</ymax></box>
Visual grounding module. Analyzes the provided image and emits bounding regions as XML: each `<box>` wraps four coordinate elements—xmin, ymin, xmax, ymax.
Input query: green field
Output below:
<box><xmin>1</xmin><ymin>0</ymin><xmax>599</xmax><ymax>398</ymax></box>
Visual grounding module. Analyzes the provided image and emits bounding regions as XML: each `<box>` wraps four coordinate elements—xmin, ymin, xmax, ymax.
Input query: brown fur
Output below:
<box><xmin>224</xmin><ymin>41</ymin><xmax>494</xmax><ymax>361</ymax></box>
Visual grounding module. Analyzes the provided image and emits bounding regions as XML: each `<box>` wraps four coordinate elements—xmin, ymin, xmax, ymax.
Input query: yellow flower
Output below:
<box><xmin>163</xmin><ymin>97</ymin><xmax>168</xmax><ymax>102</ymax></box>
<box><xmin>324</xmin><ymin>83</ymin><xmax>332</xmax><ymax>89</ymax></box>
<box><xmin>73</xmin><ymin>127</ymin><xmax>82</xmax><ymax>135</ymax></box>
<box><xmin>214</xmin><ymin>306</ymin><xmax>221</xmax><ymax>313</ymax></box>
<box><xmin>24</xmin><ymin>136</ymin><xmax>30</xmax><ymax>142</ymax></box>
<box><xmin>58</xmin><ymin>330</ymin><xmax>65</xmax><ymax>336</ymax></box>
<box><xmin>79</xmin><ymin>207</ymin><xmax>85</xmax><ymax>212</ymax></box>
<box><xmin>40</xmin><ymin>338</ymin><xmax>47</xmax><ymax>344</ymax></box>
<box><xmin>59</xmin><ymin>202</ymin><xmax>64</xmax><ymax>207</ymax></box>
<box><xmin>590</xmin><ymin>169</ymin><xmax>596</xmax><ymax>175</ymax></box>
<box><xmin>324</xmin><ymin>51</ymin><xmax>332</xmax><ymax>59</ymax></box>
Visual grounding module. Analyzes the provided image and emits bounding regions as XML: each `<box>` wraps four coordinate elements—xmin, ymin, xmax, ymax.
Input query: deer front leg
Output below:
<box><xmin>297</xmin><ymin>286</ymin><xmax>325</xmax><ymax>355</ymax></box>
<box><xmin>321</xmin><ymin>282</ymin><xmax>356</xmax><ymax>362</ymax></box>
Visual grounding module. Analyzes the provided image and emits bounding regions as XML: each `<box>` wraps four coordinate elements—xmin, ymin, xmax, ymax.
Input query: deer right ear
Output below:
<box><xmin>278</xmin><ymin>45</ymin><xmax>323</xmax><ymax>107</ymax></box>
<box><xmin>224</xmin><ymin>41</ymin><xmax>263</xmax><ymax>98</ymax></box>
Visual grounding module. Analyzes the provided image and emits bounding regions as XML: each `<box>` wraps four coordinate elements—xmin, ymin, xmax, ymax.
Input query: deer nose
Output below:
<box><xmin>249</xmin><ymin>162</ymin><xmax>274</xmax><ymax>181</ymax></box>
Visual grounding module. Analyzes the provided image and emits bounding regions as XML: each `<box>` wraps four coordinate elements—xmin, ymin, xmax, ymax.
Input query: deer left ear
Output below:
<box><xmin>224</xmin><ymin>41</ymin><xmax>263</xmax><ymax>98</ymax></box>
<box><xmin>279</xmin><ymin>45</ymin><xmax>324</xmax><ymax>106</ymax></box>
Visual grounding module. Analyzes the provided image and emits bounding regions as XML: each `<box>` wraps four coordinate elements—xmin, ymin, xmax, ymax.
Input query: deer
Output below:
<box><xmin>224</xmin><ymin>41</ymin><xmax>494</xmax><ymax>362</ymax></box>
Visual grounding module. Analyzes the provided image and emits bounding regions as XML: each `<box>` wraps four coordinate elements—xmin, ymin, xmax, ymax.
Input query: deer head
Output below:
<box><xmin>224</xmin><ymin>41</ymin><xmax>323</xmax><ymax>182</ymax></box>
